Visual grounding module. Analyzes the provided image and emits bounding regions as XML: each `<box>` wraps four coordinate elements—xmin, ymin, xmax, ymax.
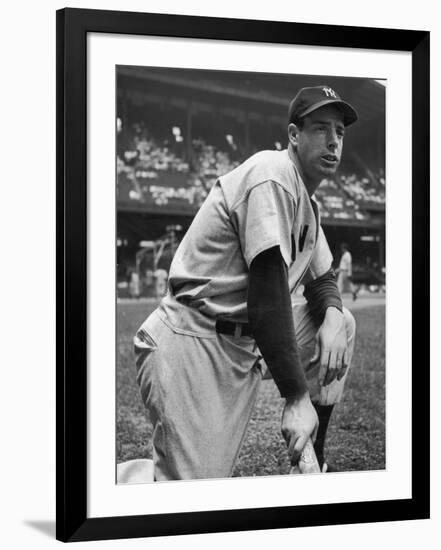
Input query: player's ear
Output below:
<box><xmin>288</xmin><ymin>122</ymin><xmax>300</xmax><ymax>149</ymax></box>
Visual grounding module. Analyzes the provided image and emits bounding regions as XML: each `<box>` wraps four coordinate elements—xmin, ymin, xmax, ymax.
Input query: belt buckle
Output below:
<box><xmin>234</xmin><ymin>324</ymin><xmax>242</xmax><ymax>338</ymax></box>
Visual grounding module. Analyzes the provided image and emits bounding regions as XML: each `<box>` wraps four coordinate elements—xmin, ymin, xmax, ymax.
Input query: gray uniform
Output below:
<box><xmin>134</xmin><ymin>149</ymin><xmax>356</xmax><ymax>480</ymax></box>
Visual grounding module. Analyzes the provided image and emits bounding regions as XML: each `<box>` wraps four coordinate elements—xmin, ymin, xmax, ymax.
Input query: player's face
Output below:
<box><xmin>293</xmin><ymin>105</ymin><xmax>345</xmax><ymax>183</ymax></box>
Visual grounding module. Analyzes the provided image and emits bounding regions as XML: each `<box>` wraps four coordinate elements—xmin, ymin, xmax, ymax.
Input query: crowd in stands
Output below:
<box><xmin>117</xmin><ymin>121</ymin><xmax>241</xmax><ymax>207</ymax></box>
<box><xmin>313</xmin><ymin>178</ymin><xmax>369</xmax><ymax>222</ymax></box>
<box><xmin>117</xmin><ymin>120</ymin><xmax>385</xmax><ymax>214</ymax></box>
<box><xmin>339</xmin><ymin>172</ymin><xmax>385</xmax><ymax>206</ymax></box>
<box><xmin>118</xmin><ymin>123</ymin><xmax>189</xmax><ymax>174</ymax></box>
<box><xmin>189</xmin><ymin>137</ymin><xmax>241</xmax><ymax>194</ymax></box>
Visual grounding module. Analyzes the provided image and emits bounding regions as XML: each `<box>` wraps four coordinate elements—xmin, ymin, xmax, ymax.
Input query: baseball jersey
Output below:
<box><xmin>167</xmin><ymin>149</ymin><xmax>333</xmax><ymax>323</ymax></box>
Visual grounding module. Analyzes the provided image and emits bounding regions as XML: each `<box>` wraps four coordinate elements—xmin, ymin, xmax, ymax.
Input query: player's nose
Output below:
<box><xmin>327</xmin><ymin>130</ymin><xmax>339</xmax><ymax>151</ymax></box>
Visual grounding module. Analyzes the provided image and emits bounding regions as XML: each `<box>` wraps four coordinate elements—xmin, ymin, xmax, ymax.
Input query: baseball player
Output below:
<box><xmin>336</xmin><ymin>243</ymin><xmax>354</xmax><ymax>296</ymax></box>
<box><xmin>134</xmin><ymin>86</ymin><xmax>358</xmax><ymax>480</ymax></box>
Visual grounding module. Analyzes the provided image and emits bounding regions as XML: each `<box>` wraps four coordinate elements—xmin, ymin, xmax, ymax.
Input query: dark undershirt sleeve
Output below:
<box><xmin>303</xmin><ymin>268</ymin><xmax>343</xmax><ymax>326</ymax></box>
<box><xmin>248</xmin><ymin>246</ymin><xmax>308</xmax><ymax>399</ymax></box>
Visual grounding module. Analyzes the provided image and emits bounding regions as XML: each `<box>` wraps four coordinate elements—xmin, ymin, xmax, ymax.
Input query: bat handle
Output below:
<box><xmin>289</xmin><ymin>438</ymin><xmax>321</xmax><ymax>474</ymax></box>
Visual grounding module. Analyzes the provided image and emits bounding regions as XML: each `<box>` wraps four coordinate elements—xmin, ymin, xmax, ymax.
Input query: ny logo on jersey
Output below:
<box><xmin>322</xmin><ymin>87</ymin><xmax>337</xmax><ymax>99</ymax></box>
<box><xmin>291</xmin><ymin>225</ymin><xmax>309</xmax><ymax>262</ymax></box>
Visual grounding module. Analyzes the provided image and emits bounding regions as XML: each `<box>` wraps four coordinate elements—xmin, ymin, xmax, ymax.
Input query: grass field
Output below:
<box><xmin>116</xmin><ymin>298</ymin><xmax>385</xmax><ymax>475</ymax></box>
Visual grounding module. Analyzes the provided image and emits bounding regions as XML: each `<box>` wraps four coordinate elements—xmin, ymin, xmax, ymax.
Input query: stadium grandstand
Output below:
<box><xmin>116</xmin><ymin>66</ymin><xmax>385</xmax><ymax>298</ymax></box>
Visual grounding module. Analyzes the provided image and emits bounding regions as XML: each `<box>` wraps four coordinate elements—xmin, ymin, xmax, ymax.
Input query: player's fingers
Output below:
<box><xmin>332</xmin><ymin>351</ymin><xmax>343</xmax><ymax>382</ymax></box>
<box><xmin>290</xmin><ymin>434</ymin><xmax>309</xmax><ymax>466</ymax></box>
<box><xmin>287</xmin><ymin>433</ymin><xmax>299</xmax><ymax>462</ymax></box>
<box><xmin>329</xmin><ymin>365</ymin><xmax>339</xmax><ymax>384</ymax></box>
<box><xmin>318</xmin><ymin>349</ymin><xmax>330</xmax><ymax>385</ymax></box>
<box><xmin>322</xmin><ymin>349</ymin><xmax>337</xmax><ymax>385</ymax></box>
<box><xmin>318</xmin><ymin>351</ymin><xmax>329</xmax><ymax>386</ymax></box>
<box><xmin>310</xmin><ymin>340</ymin><xmax>320</xmax><ymax>364</ymax></box>
<box><xmin>337</xmin><ymin>349</ymin><xmax>349</xmax><ymax>380</ymax></box>
<box><xmin>328</xmin><ymin>349</ymin><xmax>338</xmax><ymax>372</ymax></box>
<box><xmin>338</xmin><ymin>363</ymin><xmax>349</xmax><ymax>381</ymax></box>
<box><xmin>324</xmin><ymin>353</ymin><xmax>338</xmax><ymax>385</ymax></box>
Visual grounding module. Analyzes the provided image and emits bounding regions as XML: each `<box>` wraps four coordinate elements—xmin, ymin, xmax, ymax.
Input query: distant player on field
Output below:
<box><xmin>134</xmin><ymin>86</ymin><xmax>358</xmax><ymax>480</ymax></box>
<box><xmin>337</xmin><ymin>243</ymin><xmax>355</xmax><ymax>297</ymax></box>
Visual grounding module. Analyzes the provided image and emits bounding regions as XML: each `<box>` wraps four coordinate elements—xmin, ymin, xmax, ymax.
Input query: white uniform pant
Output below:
<box><xmin>134</xmin><ymin>295</ymin><xmax>356</xmax><ymax>481</ymax></box>
<box><xmin>337</xmin><ymin>270</ymin><xmax>353</xmax><ymax>294</ymax></box>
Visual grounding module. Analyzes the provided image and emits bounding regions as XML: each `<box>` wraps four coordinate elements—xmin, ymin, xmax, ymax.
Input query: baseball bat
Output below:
<box><xmin>289</xmin><ymin>438</ymin><xmax>321</xmax><ymax>474</ymax></box>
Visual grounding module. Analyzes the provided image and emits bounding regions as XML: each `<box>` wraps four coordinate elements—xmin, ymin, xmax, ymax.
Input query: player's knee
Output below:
<box><xmin>342</xmin><ymin>307</ymin><xmax>356</xmax><ymax>340</ymax></box>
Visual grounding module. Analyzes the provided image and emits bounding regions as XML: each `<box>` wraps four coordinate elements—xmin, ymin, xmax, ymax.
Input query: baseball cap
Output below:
<box><xmin>288</xmin><ymin>86</ymin><xmax>358</xmax><ymax>127</ymax></box>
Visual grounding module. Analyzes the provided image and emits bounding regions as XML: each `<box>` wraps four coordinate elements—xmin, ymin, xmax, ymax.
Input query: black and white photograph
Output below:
<box><xmin>52</xmin><ymin>6</ymin><xmax>430</xmax><ymax>543</ymax></box>
<box><xmin>0</xmin><ymin>0</ymin><xmax>436</xmax><ymax>546</ymax></box>
<box><xmin>115</xmin><ymin>67</ymin><xmax>386</xmax><ymax>484</ymax></box>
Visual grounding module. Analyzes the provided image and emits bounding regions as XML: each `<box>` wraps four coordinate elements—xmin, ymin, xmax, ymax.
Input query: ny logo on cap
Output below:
<box><xmin>322</xmin><ymin>87</ymin><xmax>337</xmax><ymax>99</ymax></box>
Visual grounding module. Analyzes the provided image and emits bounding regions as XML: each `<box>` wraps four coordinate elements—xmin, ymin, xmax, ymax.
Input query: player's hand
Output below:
<box><xmin>311</xmin><ymin>307</ymin><xmax>348</xmax><ymax>386</ymax></box>
<box><xmin>281</xmin><ymin>393</ymin><xmax>318</xmax><ymax>466</ymax></box>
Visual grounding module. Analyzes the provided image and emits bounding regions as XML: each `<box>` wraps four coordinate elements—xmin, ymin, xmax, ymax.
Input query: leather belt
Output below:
<box><xmin>215</xmin><ymin>320</ymin><xmax>253</xmax><ymax>338</ymax></box>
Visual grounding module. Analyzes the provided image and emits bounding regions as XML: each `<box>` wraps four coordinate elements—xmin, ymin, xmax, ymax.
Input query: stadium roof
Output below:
<box><xmin>118</xmin><ymin>66</ymin><xmax>385</xmax><ymax>124</ymax></box>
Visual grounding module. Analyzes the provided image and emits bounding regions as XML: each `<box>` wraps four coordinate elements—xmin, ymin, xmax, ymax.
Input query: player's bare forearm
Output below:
<box><xmin>311</xmin><ymin>306</ymin><xmax>348</xmax><ymax>385</ymax></box>
<box><xmin>282</xmin><ymin>393</ymin><xmax>318</xmax><ymax>465</ymax></box>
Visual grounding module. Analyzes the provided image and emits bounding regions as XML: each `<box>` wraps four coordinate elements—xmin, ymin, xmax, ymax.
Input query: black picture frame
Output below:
<box><xmin>56</xmin><ymin>7</ymin><xmax>430</xmax><ymax>543</ymax></box>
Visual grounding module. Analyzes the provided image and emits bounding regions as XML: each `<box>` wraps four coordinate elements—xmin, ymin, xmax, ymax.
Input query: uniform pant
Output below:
<box><xmin>337</xmin><ymin>270</ymin><xmax>354</xmax><ymax>295</ymax></box>
<box><xmin>133</xmin><ymin>295</ymin><xmax>356</xmax><ymax>481</ymax></box>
